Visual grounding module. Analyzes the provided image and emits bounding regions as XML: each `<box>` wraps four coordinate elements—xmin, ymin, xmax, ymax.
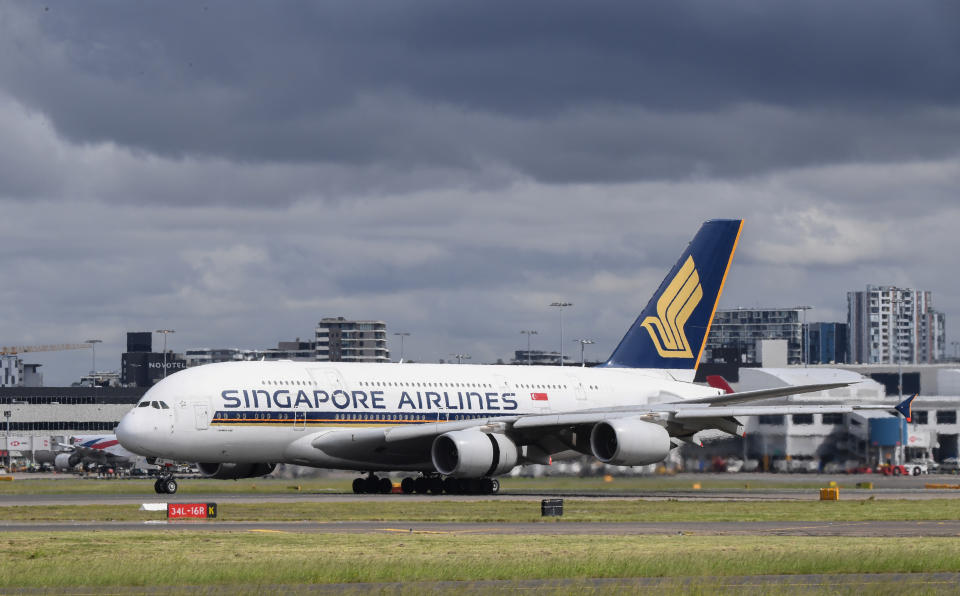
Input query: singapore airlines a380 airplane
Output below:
<box><xmin>117</xmin><ymin>219</ymin><xmax>914</xmax><ymax>495</ymax></box>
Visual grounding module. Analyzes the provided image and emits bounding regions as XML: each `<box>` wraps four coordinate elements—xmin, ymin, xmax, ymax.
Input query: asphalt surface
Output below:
<box><xmin>3</xmin><ymin>485</ymin><xmax>960</xmax><ymax>506</ymax></box>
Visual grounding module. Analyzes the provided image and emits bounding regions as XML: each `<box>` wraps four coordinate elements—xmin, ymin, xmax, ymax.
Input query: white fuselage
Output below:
<box><xmin>116</xmin><ymin>360</ymin><xmax>719</xmax><ymax>471</ymax></box>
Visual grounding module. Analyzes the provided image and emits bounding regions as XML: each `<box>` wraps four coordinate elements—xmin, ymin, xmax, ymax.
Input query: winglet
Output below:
<box><xmin>706</xmin><ymin>375</ymin><xmax>734</xmax><ymax>394</ymax></box>
<box><xmin>895</xmin><ymin>394</ymin><xmax>917</xmax><ymax>422</ymax></box>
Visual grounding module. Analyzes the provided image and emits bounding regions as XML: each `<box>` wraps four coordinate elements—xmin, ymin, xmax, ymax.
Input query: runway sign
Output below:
<box><xmin>168</xmin><ymin>503</ymin><xmax>217</xmax><ymax>519</ymax></box>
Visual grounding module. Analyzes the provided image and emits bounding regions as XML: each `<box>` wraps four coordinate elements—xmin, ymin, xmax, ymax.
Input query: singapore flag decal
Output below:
<box><xmin>531</xmin><ymin>392</ymin><xmax>549</xmax><ymax>401</ymax></box>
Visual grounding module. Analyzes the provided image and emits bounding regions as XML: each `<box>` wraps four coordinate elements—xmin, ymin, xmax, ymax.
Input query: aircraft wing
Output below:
<box><xmin>311</xmin><ymin>390</ymin><xmax>913</xmax><ymax>457</ymax></box>
<box><xmin>670</xmin><ymin>382</ymin><xmax>852</xmax><ymax>406</ymax></box>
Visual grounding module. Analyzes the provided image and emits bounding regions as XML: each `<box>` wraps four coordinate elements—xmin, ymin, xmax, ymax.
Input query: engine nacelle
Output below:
<box><xmin>197</xmin><ymin>462</ymin><xmax>277</xmax><ymax>479</ymax></box>
<box><xmin>431</xmin><ymin>431</ymin><xmax>519</xmax><ymax>478</ymax></box>
<box><xmin>54</xmin><ymin>452</ymin><xmax>81</xmax><ymax>471</ymax></box>
<box><xmin>590</xmin><ymin>418</ymin><xmax>671</xmax><ymax>466</ymax></box>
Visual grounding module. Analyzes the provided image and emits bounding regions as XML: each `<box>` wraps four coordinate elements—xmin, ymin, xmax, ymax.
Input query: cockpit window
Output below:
<box><xmin>151</xmin><ymin>401</ymin><xmax>161</xmax><ymax>409</ymax></box>
<box><xmin>137</xmin><ymin>402</ymin><xmax>150</xmax><ymax>408</ymax></box>
<box><xmin>159</xmin><ymin>401</ymin><xmax>170</xmax><ymax>409</ymax></box>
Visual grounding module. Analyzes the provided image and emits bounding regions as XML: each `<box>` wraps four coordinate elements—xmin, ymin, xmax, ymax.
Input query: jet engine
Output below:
<box><xmin>431</xmin><ymin>431</ymin><xmax>519</xmax><ymax>478</ymax></box>
<box><xmin>54</xmin><ymin>452</ymin><xmax>81</xmax><ymax>471</ymax></box>
<box><xmin>197</xmin><ymin>462</ymin><xmax>277</xmax><ymax>479</ymax></box>
<box><xmin>590</xmin><ymin>418</ymin><xmax>670</xmax><ymax>466</ymax></box>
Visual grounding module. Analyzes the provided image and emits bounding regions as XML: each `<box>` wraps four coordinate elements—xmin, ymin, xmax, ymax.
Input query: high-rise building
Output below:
<box><xmin>1</xmin><ymin>355</ymin><xmax>23</xmax><ymax>388</ymax></box>
<box><xmin>847</xmin><ymin>286</ymin><xmax>946</xmax><ymax>364</ymax></box>
<box><xmin>315</xmin><ymin>317</ymin><xmax>390</xmax><ymax>363</ymax></box>
<box><xmin>703</xmin><ymin>308</ymin><xmax>808</xmax><ymax>365</ymax></box>
<box><xmin>126</xmin><ymin>332</ymin><xmax>152</xmax><ymax>353</ymax></box>
<box><xmin>806</xmin><ymin>322</ymin><xmax>849</xmax><ymax>364</ymax></box>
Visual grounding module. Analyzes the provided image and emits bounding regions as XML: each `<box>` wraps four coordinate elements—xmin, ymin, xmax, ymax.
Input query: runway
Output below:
<box><xmin>2</xmin><ymin>486</ymin><xmax>960</xmax><ymax>506</ymax></box>
<box><xmin>3</xmin><ymin>519</ymin><xmax>960</xmax><ymax>536</ymax></box>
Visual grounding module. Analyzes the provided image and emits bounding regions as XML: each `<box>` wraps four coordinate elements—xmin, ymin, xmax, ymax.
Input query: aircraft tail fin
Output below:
<box><xmin>602</xmin><ymin>219</ymin><xmax>743</xmax><ymax>374</ymax></box>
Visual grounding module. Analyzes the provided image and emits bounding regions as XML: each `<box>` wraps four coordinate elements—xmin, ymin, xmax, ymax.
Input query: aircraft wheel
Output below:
<box><xmin>893</xmin><ymin>467</ymin><xmax>902</xmax><ymax>476</ymax></box>
<box><xmin>481</xmin><ymin>478</ymin><xmax>494</xmax><ymax>494</ymax></box>
<box><xmin>364</xmin><ymin>476</ymin><xmax>380</xmax><ymax>494</ymax></box>
<box><xmin>490</xmin><ymin>478</ymin><xmax>500</xmax><ymax>494</ymax></box>
<box><xmin>429</xmin><ymin>477</ymin><xmax>444</xmax><ymax>495</ymax></box>
<box><xmin>414</xmin><ymin>476</ymin><xmax>429</xmax><ymax>494</ymax></box>
<box><xmin>164</xmin><ymin>478</ymin><xmax>178</xmax><ymax>494</ymax></box>
<box><xmin>379</xmin><ymin>477</ymin><xmax>393</xmax><ymax>494</ymax></box>
<box><xmin>153</xmin><ymin>479</ymin><xmax>164</xmax><ymax>494</ymax></box>
<box><xmin>352</xmin><ymin>478</ymin><xmax>364</xmax><ymax>494</ymax></box>
<box><xmin>401</xmin><ymin>477</ymin><xmax>416</xmax><ymax>494</ymax></box>
<box><xmin>913</xmin><ymin>467</ymin><xmax>922</xmax><ymax>476</ymax></box>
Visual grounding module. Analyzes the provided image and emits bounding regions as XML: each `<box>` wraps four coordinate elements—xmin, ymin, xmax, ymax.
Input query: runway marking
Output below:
<box><xmin>248</xmin><ymin>529</ymin><xmax>287</xmax><ymax>534</ymax></box>
<box><xmin>380</xmin><ymin>528</ymin><xmax>452</xmax><ymax>535</ymax></box>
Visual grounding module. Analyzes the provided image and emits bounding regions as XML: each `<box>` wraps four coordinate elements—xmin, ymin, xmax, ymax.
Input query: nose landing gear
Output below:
<box><xmin>153</xmin><ymin>474</ymin><xmax>178</xmax><ymax>494</ymax></box>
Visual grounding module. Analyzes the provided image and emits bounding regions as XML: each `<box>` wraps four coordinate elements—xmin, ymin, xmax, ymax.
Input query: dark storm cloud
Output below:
<box><xmin>1</xmin><ymin>0</ymin><xmax>959</xmax><ymax>192</ymax></box>
<box><xmin>2</xmin><ymin>2</ymin><xmax>960</xmax><ymax>385</ymax></box>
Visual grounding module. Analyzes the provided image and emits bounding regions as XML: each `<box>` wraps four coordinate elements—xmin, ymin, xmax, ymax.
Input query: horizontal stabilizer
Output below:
<box><xmin>895</xmin><ymin>393</ymin><xmax>918</xmax><ymax>422</ymax></box>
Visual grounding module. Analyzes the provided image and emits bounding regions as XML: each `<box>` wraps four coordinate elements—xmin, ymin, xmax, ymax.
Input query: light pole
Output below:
<box><xmin>794</xmin><ymin>306</ymin><xmax>813</xmax><ymax>366</ymax></box>
<box><xmin>520</xmin><ymin>330</ymin><xmax>537</xmax><ymax>365</ymax></box>
<box><xmin>893</xmin><ymin>293</ymin><xmax>905</xmax><ymax>466</ymax></box>
<box><xmin>573</xmin><ymin>339</ymin><xmax>594</xmax><ymax>367</ymax></box>
<box><xmin>549</xmin><ymin>302</ymin><xmax>572</xmax><ymax>366</ymax></box>
<box><xmin>393</xmin><ymin>332</ymin><xmax>410</xmax><ymax>363</ymax></box>
<box><xmin>155</xmin><ymin>329</ymin><xmax>175</xmax><ymax>379</ymax></box>
<box><xmin>85</xmin><ymin>339</ymin><xmax>102</xmax><ymax>374</ymax></box>
<box><xmin>3</xmin><ymin>410</ymin><xmax>10</xmax><ymax>471</ymax></box>
<box><xmin>450</xmin><ymin>353</ymin><xmax>471</xmax><ymax>364</ymax></box>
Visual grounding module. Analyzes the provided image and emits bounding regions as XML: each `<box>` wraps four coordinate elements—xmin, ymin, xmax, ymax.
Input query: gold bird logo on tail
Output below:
<box><xmin>641</xmin><ymin>256</ymin><xmax>702</xmax><ymax>358</ymax></box>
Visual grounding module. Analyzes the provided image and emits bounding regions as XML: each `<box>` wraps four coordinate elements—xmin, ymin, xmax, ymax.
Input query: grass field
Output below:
<box><xmin>4</xmin><ymin>476</ymin><xmax>959</xmax><ymax>592</ymax></box>
<box><xmin>1</xmin><ymin>532</ymin><xmax>958</xmax><ymax>589</ymax></box>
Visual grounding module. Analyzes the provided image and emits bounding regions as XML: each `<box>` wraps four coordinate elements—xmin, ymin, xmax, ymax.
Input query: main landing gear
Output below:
<box><xmin>351</xmin><ymin>473</ymin><xmax>394</xmax><ymax>494</ymax></box>
<box><xmin>351</xmin><ymin>473</ymin><xmax>500</xmax><ymax>495</ymax></box>
<box><xmin>153</xmin><ymin>474</ymin><xmax>178</xmax><ymax>494</ymax></box>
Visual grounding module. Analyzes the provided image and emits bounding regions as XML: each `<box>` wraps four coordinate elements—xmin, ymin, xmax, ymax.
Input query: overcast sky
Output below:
<box><xmin>2</xmin><ymin>1</ymin><xmax>959</xmax><ymax>385</ymax></box>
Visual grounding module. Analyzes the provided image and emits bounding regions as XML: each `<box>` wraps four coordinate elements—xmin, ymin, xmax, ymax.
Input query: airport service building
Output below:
<box><xmin>693</xmin><ymin>366</ymin><xmax>960</xmax><ymax>470</ymax></box>
<box><xmin>0</xmin><ymin>387</ymin><xmax>144</xmax><ymax>462</ymax></box>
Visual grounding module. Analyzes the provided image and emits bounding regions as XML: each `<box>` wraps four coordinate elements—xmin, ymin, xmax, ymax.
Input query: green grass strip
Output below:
<box><xmin>0</xmin><ymin>533</ymin><xmax>958</xmax><ymax>587</ymax></box>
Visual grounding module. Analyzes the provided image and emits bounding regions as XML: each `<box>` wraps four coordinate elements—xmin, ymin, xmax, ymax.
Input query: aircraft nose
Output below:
<box><xmin>116</xmin><ymin>410</ymin><xmax>148</xmax><ymax>455</ymax></box>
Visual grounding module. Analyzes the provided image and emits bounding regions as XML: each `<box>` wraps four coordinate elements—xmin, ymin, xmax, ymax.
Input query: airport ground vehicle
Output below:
<box><xmin>880</xmin><ymin>463</ymin><xmax>928</xmax><ymax>476</ymax></box>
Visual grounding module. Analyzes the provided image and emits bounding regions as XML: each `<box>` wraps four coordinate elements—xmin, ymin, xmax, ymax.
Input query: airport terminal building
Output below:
<box><xmin>691</xmin><ymin>365</ymin><xmax>960</xmax><ymax>471</ymax></box>
<box><xmin>1</xmin><ymin>387</ymin><xmax>144</xmax><ymax>462</ymax></box>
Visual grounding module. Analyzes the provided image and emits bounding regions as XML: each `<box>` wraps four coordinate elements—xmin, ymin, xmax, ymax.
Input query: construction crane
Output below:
<box><xmin>0</xmin><ymin>344</ymin><xmax>91</xmax><ymax>356</ymax></box>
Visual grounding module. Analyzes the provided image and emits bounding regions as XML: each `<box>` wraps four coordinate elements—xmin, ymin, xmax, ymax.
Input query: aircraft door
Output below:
<box><xmin>194</xmin><ymin>403</ymin><xmax>210</xmax><ymax>430</ymax></box>
<box><xmin>294</xmin><ymin>407</ymin><xmax>306</xmax><ymax>431</ymax></box>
